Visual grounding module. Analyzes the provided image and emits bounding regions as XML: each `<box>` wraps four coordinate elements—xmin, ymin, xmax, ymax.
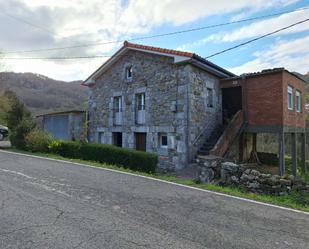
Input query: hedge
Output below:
<box><xmin>49</xmin><ymin>140</ymin><xmax>158</xmax><ymax>173</ymax></box>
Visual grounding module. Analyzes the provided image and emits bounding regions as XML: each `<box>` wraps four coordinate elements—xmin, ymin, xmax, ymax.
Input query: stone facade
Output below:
<box><xmin>87</xmin><ymin>49</ymin><xmax>223</xmax><ymax>171</ymax></box>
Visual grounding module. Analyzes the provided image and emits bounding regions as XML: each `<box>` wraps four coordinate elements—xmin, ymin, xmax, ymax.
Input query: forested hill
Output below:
<box><xmin>0</xmin><ymin>72</ymin><xmax>87</xmax><ymax>115</ymax></box>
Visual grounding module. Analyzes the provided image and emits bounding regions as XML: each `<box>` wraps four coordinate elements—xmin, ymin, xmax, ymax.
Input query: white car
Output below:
<box><xmin>0</xmin><ymin>125</ymin><xmax>8</xmax><ymax>141</ymax></box>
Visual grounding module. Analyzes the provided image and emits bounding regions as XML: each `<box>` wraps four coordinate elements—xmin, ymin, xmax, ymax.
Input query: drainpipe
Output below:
<box><xmin>186</xmin><ymin>70</ymin><xmax>190</xmax><ymax>165</ymax></box>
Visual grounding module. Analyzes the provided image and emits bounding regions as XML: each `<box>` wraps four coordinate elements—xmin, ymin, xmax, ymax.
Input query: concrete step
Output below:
<box><xmin>200</xmin><ymin>145</ymin><xmax>214</xmax><ymax>150</ymax></box>
<box><xmin>198</xmin><ymin>150</ymin><xmax>210</xmax><ymax>156</ymax></box>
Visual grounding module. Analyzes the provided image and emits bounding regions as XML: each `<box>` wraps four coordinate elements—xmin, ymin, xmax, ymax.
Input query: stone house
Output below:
<box><xmin>83</xmin><ymin>42</ymin><xmax>307</xmax><ymax>175</ymax></box>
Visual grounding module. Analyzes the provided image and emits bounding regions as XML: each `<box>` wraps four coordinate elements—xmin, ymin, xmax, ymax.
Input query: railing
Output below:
<box><xmin>113</xmin><ymin>108</ymin><xmax>123</xmax><ymax>125</ymax></box>
<box><xmin>136</xmin><ymin>110</ymin><xmax>145</xmax><ymax>124</ymax></box>
<box><xmin>192</xmin><ymin>122</ymin><xmax>213</xmax><ymax>146</ymax></box>
<box><xmin>135</xmin><ymin>104</ymin><xmax>145</xmax><ymax>124</ymax></box>
<box><xmin>209</xmin><ymin>110</ymin><xmax>244</xmax><ymax>157</ymax></box>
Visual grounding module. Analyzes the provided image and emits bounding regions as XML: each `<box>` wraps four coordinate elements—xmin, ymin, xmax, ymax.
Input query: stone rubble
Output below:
<box><xmin>197</xmin><ymin>157</ymin><xmax>309</xmax><ymax>195</ymax></box>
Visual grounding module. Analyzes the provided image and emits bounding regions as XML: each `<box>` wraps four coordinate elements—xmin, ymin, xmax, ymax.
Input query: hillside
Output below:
<box><xmin>0</xmin><ymin>72</ymin><xmax>87</xmax><ymax>115</ymax></box>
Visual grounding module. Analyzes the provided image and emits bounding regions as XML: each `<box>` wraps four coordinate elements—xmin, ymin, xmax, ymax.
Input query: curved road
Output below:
<box><xmin>0</xmin><ymin>150</ymin><xmax>308</xmax><ymax>249</ymax></box>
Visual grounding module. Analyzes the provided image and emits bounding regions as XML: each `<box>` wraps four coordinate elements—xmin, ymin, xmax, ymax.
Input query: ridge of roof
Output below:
<box><xmin>124</xmin><ymin>41</ymin><xmax>194</xmax><ymax>58</ymax></box>
<box><xmin>222</xmin><ymin>68</ymin><xmax>306</xmax><ymax>83</ymax></box>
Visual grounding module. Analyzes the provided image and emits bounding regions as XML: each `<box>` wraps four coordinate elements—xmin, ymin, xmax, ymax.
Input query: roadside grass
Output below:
<box><xmin>4</xmin><ymin>148</ymin><xmax>309</xmax><ymax>213</ymax></box>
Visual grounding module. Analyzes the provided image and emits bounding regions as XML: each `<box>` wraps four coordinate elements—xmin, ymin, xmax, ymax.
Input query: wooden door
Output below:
<box><xmin>135</xmin><ymin>133</ymin><xmax>146</xmax><ymax>151</ymax></box>
<box><xmin>112</xmin><ymin>132</ymin><xmax>122</xmax><ymax>147</ymax></box>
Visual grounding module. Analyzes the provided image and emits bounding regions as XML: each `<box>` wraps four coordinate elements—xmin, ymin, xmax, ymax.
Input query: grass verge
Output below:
<box><xmin>4</xmin><ymin>148</ymin><xmax>309</xmax><ymax>213</ymax></box>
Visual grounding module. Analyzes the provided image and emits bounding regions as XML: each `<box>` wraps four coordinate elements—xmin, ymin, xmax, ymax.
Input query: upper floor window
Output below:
<box><xmin>113</xmin><ymin>96</ymin><xmax>122</xmax><ymax>125</ymax></box>
<box><xmin>206</xmin><ymin>88</ymin><xmax>213</xmax><ymax>108</ymax></box>
<box><xmin>135</xmin><ymin>93</ymin><xmax>145</xmax><ymax>124</ymax></box>
<box><xmin>288</xmin><ymin>85</ymin><xmax>293</xmax><ymax>110</ymax></box>
<box><xmin>136</xmin><ymin>93</ymin><xmax>145</xmax><ymax>110</ymax></box>
<box><xmin>125</xmin><ymin>66</ymin><xmax>133</xmax><ymax>81</ymax></box>
<box><xmin>114</xmin><ymin>96</ymin><xmax>122</xmax><ymax>112</ymax></box>
<box><xmin>296</xmin><ymin>90</ymin><xmax>302</xmax><ymax>112</ymax></box>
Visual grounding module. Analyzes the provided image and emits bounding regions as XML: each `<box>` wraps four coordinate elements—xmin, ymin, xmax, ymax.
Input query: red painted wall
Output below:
<box><xmin>282</xmin><ymin>71</ymin><xmax>306</xmax><ymax>128</ymax></box>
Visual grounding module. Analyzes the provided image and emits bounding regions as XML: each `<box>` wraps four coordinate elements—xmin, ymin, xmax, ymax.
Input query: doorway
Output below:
<box><xmin>135</xmin><ymin>133</ymin><xmax>146</xmax><ymax>151</ymax></box>
<box><xmin>112</xmin><ymin>132</ymin><xmax>122</xmax><ymax>147</ymax></box>
<box><xmin>222</xmin><ymin>86</ymin><xmax>242</xmax><ymax>124</ymax></box>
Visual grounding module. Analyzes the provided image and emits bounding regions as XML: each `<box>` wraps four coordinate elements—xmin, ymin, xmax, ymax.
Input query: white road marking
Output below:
<box><xmin>0</xmin><ymin>149</ymin><xmax>308</xmax><ymax>215</ymax></box>
<box><xmin>0</xmin><ymin>168</ymin><xmax>36</xmax><ymax>180</ymax></box>
<box><xmin>0</xmin><ymin>166</ymin><xmax>72</xmax><ymax>198</ymax></box>
<box><xmin>27</xmin><ymin>181</ymin><xmax>72</xmax><ymax>197</ymax></box>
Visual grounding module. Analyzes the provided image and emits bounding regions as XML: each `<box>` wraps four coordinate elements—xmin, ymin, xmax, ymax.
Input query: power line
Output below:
<box><xmin>205</xmin><ymin>18</ymin><xmax>309</xmax><ymax>59</ymax></box>
<box><xmin>1</xmin><ymin>17</ymin><xmax>308</xmax><ymax>61</ymax></box>
<box><xmin>0</xmin><ymin>55</ymin><xmax>111</xmax><ymax>60</ymax></box>
<box><xmin>1</xmin><ymin>6</ymin><xmax>308</xmax><ymax>55</ymax></box>
<box><xmin>0</xmin><ymin>9</ymin><xmax>58</xmax><ymax>36</ymax></box>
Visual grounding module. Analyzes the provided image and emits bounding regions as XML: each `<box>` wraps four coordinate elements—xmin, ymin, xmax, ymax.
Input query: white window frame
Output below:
<box><xmin>287</xmin><ymin>85</ymin><xmax>293</xmax><ymax>110</ymax></box>
<box><xmin>136</xmin><ymin>93</ymin><xmax>145</xmax><ymax>111</ymax></box>
<box><xmin>125</xmin><ymin>66</ymin><xmax>133</xmax><ymax>81</ymax></box>
<box><xmin>159</xmin><ymin>133</ymin><xmax>168</xmax><ymax>148</ymax></box>
<box><xmin>206</xmin><ymin>88</ymin><xmax>213</xmax><ymax>108</ymax></box>
<box><xmin>296</xmin><ymin>90</ymin><xmax>302</xmax><ymax>112</ymax></box>
<box><xmin>113</xmin><ymin>96</ymin><xmax>122</xmax><ymax>113</ymax></box>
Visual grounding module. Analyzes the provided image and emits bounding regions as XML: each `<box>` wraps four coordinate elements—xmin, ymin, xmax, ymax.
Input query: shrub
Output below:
<box><xmin>49</xmin><ymin>141</ymin><xmax>158</xmax><ymax>173</ymax></box>
<box><xmin>25</xmin><ymin>129</ymin><xmax>52</xmax><ymax>152</ymax></box>
<box><xmin>10</xmin><ymin>118</ymin><xmax>36</xmax><ymax>149</ymax></box>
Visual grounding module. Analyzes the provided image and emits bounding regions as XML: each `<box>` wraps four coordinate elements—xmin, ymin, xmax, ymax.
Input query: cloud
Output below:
<box><xmin>177</xmin><ymin>6</ymin><xmax>308</xmax><ymax>51</ymax></box>
<box><xmin>0</xmin><ymin>0</ymin><xmax>303</xmax><ymax>80</ymax></box>
<box><xmin>228</xmin><ymin>35</ymin><xmax>309</xmax><ymax>74</ymax></box>
<box><xmin>221</xmin><ymin>8</ymin><xmax>309</xmax><ymax>42</ymax></box>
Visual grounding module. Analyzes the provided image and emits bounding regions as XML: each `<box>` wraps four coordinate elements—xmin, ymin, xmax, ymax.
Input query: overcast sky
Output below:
<box><xmin>0</xmin><ymin>0</ymin><xmax>308</xmax><ymax>81</ymax></box>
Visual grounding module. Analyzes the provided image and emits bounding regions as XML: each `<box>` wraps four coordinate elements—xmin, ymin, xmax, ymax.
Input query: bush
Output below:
<box><xmin>10</xmin><ymin>118</ymin><xmax>36</xmax><ymax>149</ymax></box>
<box><xmin>25</xmin><ymin>129</ymin><xmax>52</xmax><ymax>152</ymax></box>
<box><xmin>49</xmin><ymin>141</ymin><xmax>158</xmax><ymax>173</ymax></box>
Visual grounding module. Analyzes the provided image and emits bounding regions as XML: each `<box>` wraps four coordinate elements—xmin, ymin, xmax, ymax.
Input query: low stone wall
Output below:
<box><xmin>197</xmin><ymin>157</ymin><xmax>309</xmax><ymax>195</ymax></box>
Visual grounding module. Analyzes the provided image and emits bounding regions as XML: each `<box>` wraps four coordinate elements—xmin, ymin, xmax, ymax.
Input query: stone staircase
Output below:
<box><xmin>197</xmin><ymin>125</ymin><xmax>225</xmax><ymax>156</ymax></box>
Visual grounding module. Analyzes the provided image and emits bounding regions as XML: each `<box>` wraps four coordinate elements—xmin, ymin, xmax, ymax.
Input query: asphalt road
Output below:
<box><xmin>0</xmin><ymin>150</ymin><xmax>308</xmax><ymax>249</ymax></box>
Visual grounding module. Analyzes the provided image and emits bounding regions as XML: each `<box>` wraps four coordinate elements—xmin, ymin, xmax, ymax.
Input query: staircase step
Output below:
<box><xmin>198</xmin><ymin>150</ymin><xmax>210</xmax><ymax>155</ymax></box>
<box><xmin>200</xmin><ymin>146</ymin><xmax>213</xmax><ymax>151</ymax></box>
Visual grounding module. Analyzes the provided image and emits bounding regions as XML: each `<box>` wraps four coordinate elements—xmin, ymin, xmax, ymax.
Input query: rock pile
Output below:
<box><xmin>197</xmin><ymin>157</ymin><xmax>309</xmax><ymax>195</ymax></box>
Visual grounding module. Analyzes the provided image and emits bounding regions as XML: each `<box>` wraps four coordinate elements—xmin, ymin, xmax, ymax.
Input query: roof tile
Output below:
<box><xmin>124</xmin><ymin>41</ymin><xmax>194</xmax><ymax>58</ymax></box>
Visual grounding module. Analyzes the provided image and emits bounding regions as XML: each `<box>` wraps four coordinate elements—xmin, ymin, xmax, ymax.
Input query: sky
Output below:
<box><xmin>0</xmin><ymin>0</ymin><xmax>308</xmax><ymax>81</ymax></box>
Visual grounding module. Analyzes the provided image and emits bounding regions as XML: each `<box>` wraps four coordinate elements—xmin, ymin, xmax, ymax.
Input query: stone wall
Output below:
<box><xmin>197</xmin><ymin>157</ymin><xmax>309</xmax><ymax>195</ymax></box>
<box><xmin>188</xmin><ymin>66</ymin><xmax>222</xmax><ymax>161</ymax></box>
<box><xmin>88</xmin><ymin>49</ymin><xmax>223</xmax><ymax>171</ymax></box>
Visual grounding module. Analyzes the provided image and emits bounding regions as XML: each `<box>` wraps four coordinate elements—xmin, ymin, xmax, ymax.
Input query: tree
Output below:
<box><xmin>4</xmin><ymin>90</ymin><xmax>35</xmax><ymax>149</ymax></box>
<box><xmin>4</xmin><ymin>90</ymin><xmax>32</xmax><ymax>130</ymax></box>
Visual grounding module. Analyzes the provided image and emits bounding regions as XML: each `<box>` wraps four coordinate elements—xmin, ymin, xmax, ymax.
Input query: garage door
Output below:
<box><xmin>44</xmin><ymin>115</ymin><xmax>69</xmax><ymax>140</ymax></box>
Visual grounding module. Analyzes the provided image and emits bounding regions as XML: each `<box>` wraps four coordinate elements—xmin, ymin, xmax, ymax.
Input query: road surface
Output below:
<box><xmin>0</xmin><ymin>150</ymin><xmax>308</xmax><ymax>249</ymax></box>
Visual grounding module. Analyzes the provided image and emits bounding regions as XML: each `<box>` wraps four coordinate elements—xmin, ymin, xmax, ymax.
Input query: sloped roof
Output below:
<box><xmin>222</xmin><ymin>68</ymin><xmax>307</xmax><ymax>83</ymax></box>
<box><xmin>124</xmin><ymin>41</ymin><xmax>194</xmax><ymax>58</ymax></box>
<box><xmin>83</xmin><ymin>41</ymin><xmax>235</xmax><ymax>86</ymax></box>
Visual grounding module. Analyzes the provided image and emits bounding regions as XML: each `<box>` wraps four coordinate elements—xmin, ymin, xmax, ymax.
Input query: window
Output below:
<box><xmin>206</xmin><ymin>88</ymin><xmax>213</xmax><ymax>108</ymax></box>
<box><xmin>113</xmin><ymin>96</ymin><xmax>122</xmax><ymax>125</ymax></box>
<box><xmin>112</xmin><ymin>132</ymin><xmax>122</xmax><ymax>147</ymax></box>
<box><xmin>135</xmin><ymin>93</ymin><xmax>145</xmax><ymax>124</ymax></box>
<box><xmin>296</xmin><ymin>90</ymin><xmax>302</xmax><ymax>112</ymax></box>
<box><xmin>288</xmin><ymin>86</ymin><xmax>293</xmax><ymax>110</ymax></box>
<box><xmin>125</xmin><ymin>66</ymin><xmax>133</xmax><ymax>80</ymax></box>
<box><xmin>113</xmin><ymin>96</ymin><xmax>122</xmax><ymax>112</ymax></box>
<box><xmin>98</xmin><ymin>132</ymin><xmax>104</xmax><ymax>144</ymax></box>
<box><xmin>159</xmin><ymin>133</ymin><xmax>168</xmax><ymax>148</ymax></box>
<box><xmin>136</xmin><ymin>93</ymin><xmax>145</xmax><ymax>110</ymax></box>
